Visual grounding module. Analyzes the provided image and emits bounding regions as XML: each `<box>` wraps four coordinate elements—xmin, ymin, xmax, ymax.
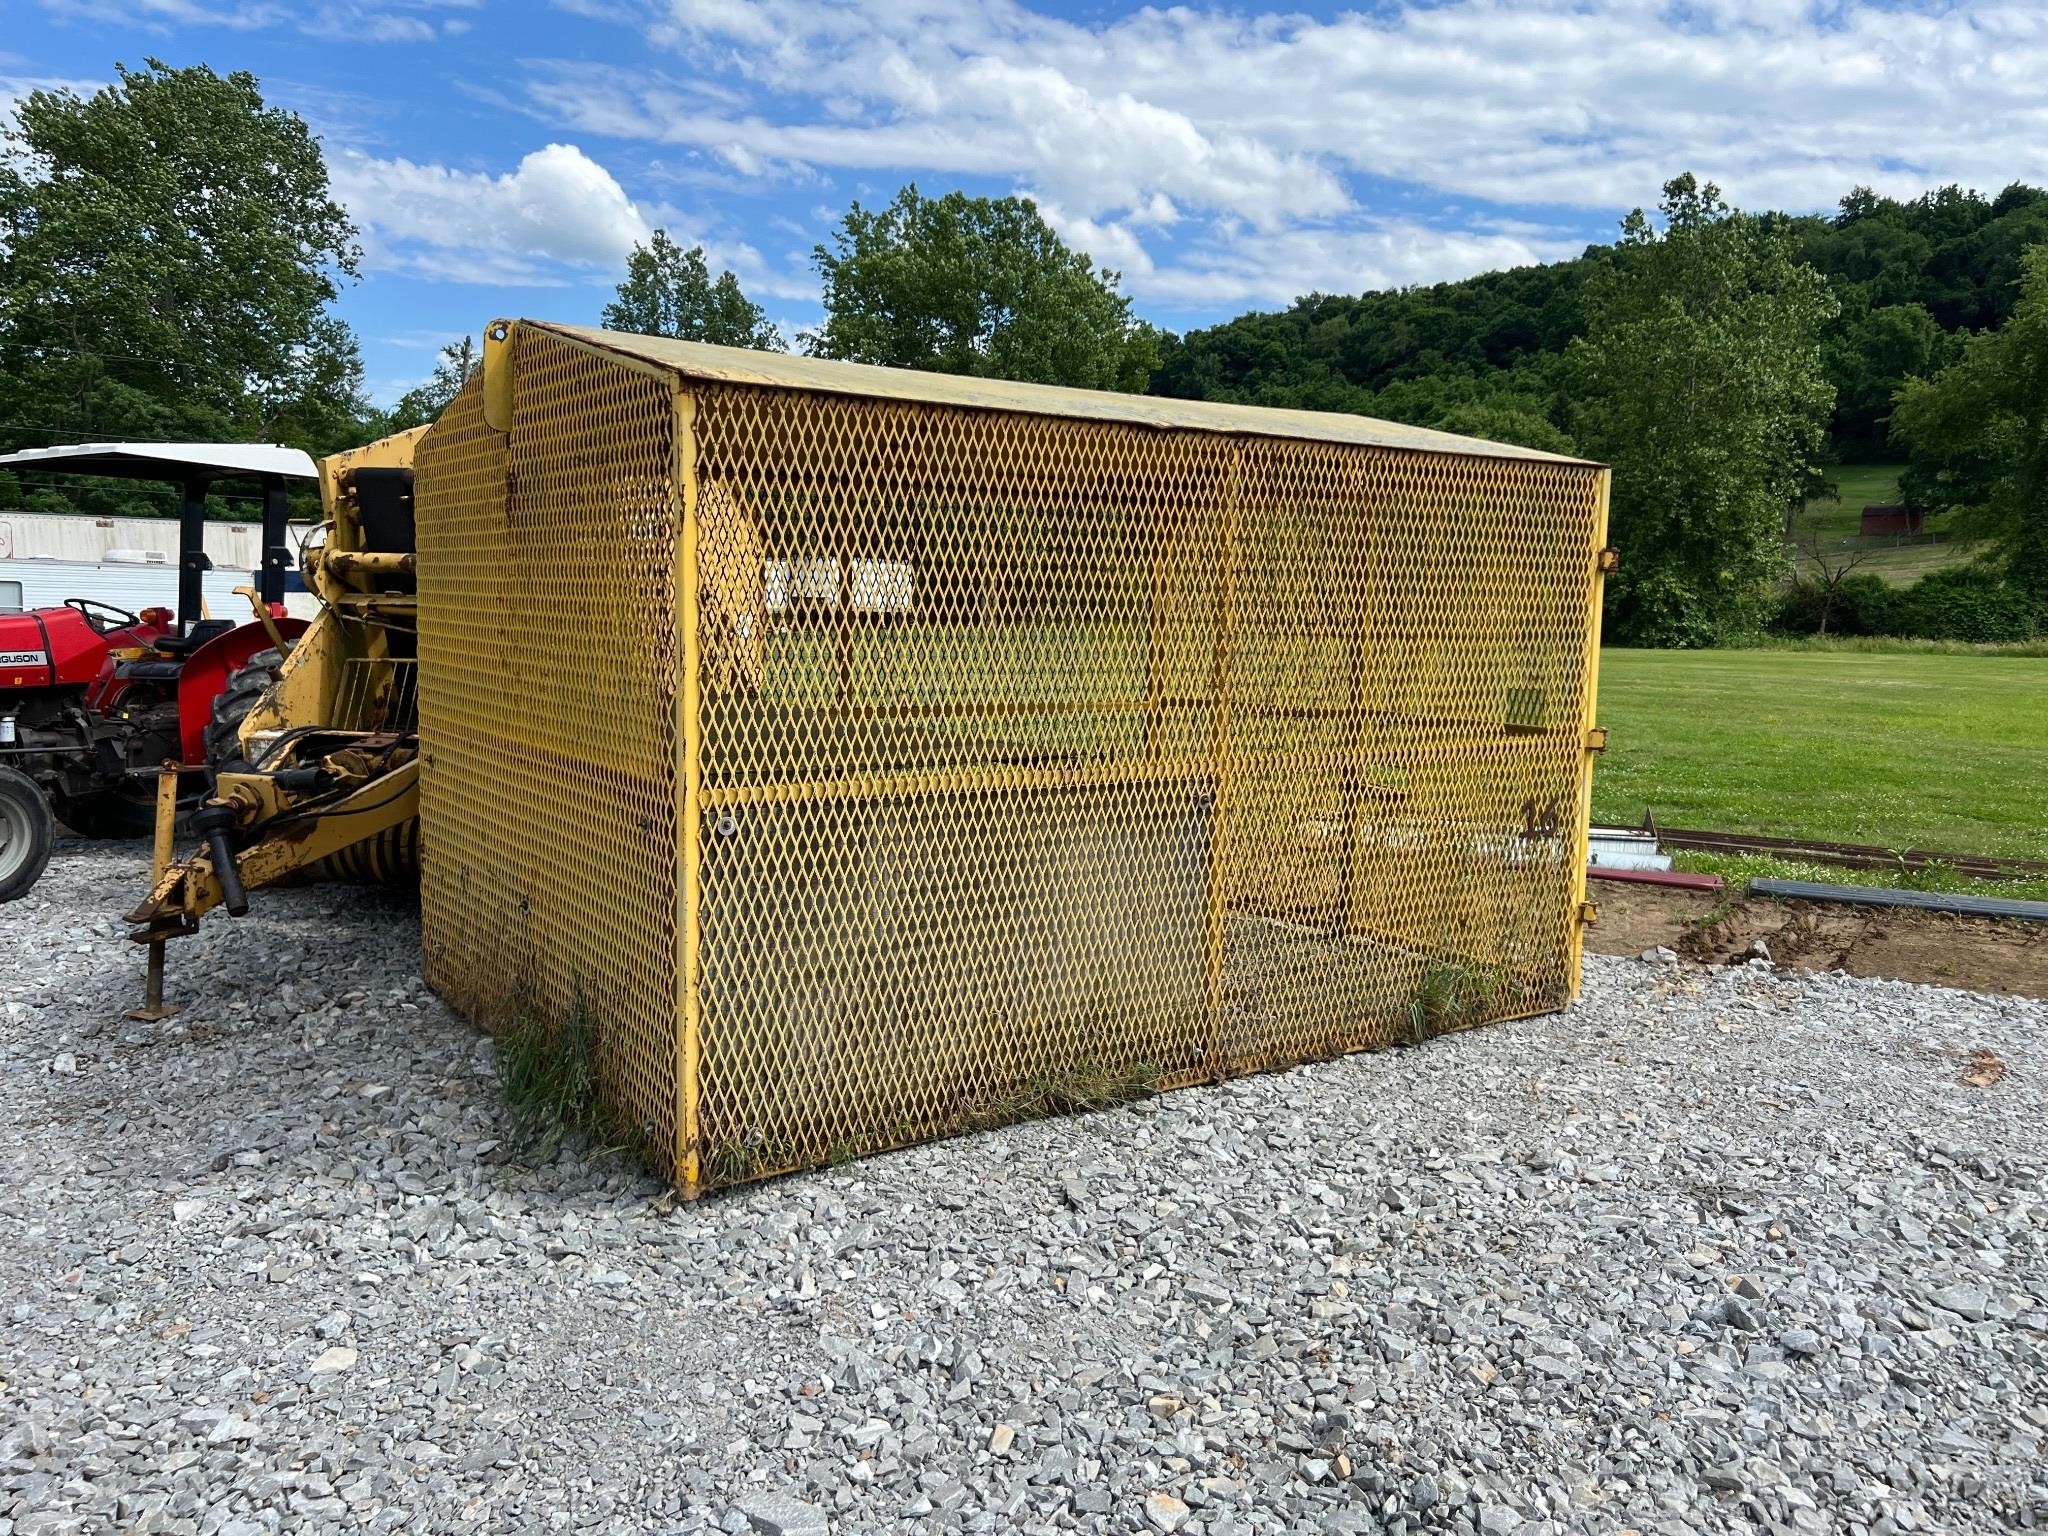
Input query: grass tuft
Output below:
<box><xmin>699</xmin><ymin>1058</ymin><xmax>1161</xmax><ymax>1189</ymax></box>
<box><xmin>494</xmin><ymin>989</ymin><xmax>634</xmax><ymax>1161</ymax></box>
<box><xmin>1407</xmin><ymin>960</ymin><xmax>1501</xmax><ymax>1043</ymax></box>
<box><xmin>961</xmin><ymin>1057</ymin><xmax>1162</xmax><ymax>1133</ymax></box>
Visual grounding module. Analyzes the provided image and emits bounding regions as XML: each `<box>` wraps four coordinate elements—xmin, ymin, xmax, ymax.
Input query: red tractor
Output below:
<box><xmin>0</xmin><ymin>443</ymin><xmax>313</xmax><ymax>901</ymax></box>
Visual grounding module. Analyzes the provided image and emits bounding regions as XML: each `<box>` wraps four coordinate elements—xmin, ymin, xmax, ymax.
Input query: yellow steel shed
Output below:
<box><xmin>413</xmin><ymin>319</ymin><xmax>1610</xmax><ymax>1193</ymax></box>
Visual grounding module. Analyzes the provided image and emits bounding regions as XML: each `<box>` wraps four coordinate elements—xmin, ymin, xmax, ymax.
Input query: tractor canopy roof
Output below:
<box><xmin>0</xmin><ymin>442</ymin><xmax>317</xmax><ymax>484</ymax></box>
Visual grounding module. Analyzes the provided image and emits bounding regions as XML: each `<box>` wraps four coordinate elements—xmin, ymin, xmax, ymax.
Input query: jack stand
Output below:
<box><xmin>128</xmin><ymin>941</ymin><xmax>174</xmax><ymax>1022</ymax></box>
<box><xmin>126</xmin><ymin>761</ymin><xmax>181</xmax><ymax>1023</ymax></box>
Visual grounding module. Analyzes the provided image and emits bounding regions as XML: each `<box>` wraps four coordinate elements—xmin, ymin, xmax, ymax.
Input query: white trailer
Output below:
<box><xmin>0</xmin><ymin>554</ymin><xmax>318</xmax><ymax>620</ymax></box>
<box><xmin>0</xmin><ymin>509</ymin><xmax>314</xmax><ymax>569</ymax></box>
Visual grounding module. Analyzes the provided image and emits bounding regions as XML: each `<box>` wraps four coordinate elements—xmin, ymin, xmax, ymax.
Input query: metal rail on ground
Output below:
<box><xmin>1641</xmin><ymin>822</ymin><xmax>2048</xmax><ymax>881</ymax></box>
<box><xmin>1747</xmin><ymin>879</ymin><xmax>2048</xmax><ymax>924</ymax></box>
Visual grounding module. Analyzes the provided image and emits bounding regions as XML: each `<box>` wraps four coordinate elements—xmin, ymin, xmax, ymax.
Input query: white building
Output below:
<box><xmin>0</xmin><ymin>510</ymin><xmax>320</xmax><ymax>618</ymax></box>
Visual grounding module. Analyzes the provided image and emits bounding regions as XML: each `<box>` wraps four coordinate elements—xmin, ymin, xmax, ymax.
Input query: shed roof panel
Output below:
<box><xmin>527</xmin><ymin>321</ymin><xmax>1599</xmax><ymax>467</ymax></box>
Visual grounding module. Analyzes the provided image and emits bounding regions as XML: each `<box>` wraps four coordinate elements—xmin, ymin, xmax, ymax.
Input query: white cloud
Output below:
<box><xmin>1036</xmin><ymin>201</ymin><xmax>1584</xmax><ymax>307</ymax></box>
<box><xmin>325</xmin><ymin>139</ymin><xmax>820</xmax><ymax>301</ymax></box>
<box><xmin>505</xmin><ymin>0</ymin><xmax>2048</xmax><ymax>307</ymax></box>
<box><xmin>44</xmin><ymin>0</ymin><xmax>2045</xmax><ymax>320</ymax></box>
<box><xmin>40</xmin><ymin>0</ymin><xmax>481</xmax><ymax>41</ymax></box>
<box><xmin>382</xmin><ymin>328</ymin><xmax>471</xmax><ymax>351</ymax></box>
<box><xmin>331</xmin><ymin>142</ymin><xmax>654</xmax><ymax>282</ymax></box>
<box><xmin>43</xmin><ymin>0</ymin><xmax>282</xmax><ymax>27</ymax></box>
<box><xmin>525</xmin><ymin>50</ymin><xmax>1348</xmax><ymax>233</ymax></box>
<box><xmin>620</xmin><ymin>0</ymin><xmax>2048</xmax><ymax>214</ymax></box>
<box><xmin>0</xmin><ymin>71</ymin><xmax>103</xmax><ymax>107</ymax></box>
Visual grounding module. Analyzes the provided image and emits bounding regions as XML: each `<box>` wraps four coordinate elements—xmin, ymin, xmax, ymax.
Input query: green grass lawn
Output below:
<box><xmin>1592</xmin><ymin>647</ymin><xmax>2048</xmax><ymax>863</ymax></box>
<box><xmin>1787</xmin><ymin>462</ymin><xmax>1972</xmax><ymax>586</ymax></box>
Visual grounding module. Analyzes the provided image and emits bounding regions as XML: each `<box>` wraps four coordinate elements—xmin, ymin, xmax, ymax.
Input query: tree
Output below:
<box><xmin>1785</xmin><ymin>530</ymin><xmax>1879</xmax><ymax>637</ymax></box>
<box><xmin>1155</xmin><ymin>264</ymin><xmax>1596</xmax><ymax>409</ymax></box>
<box><xmin>602</xmin><ymin>231</ymin><xmax>780</xmax><ymax>350</ymax></box>
<box><xmin>1151</xmin><ymin>180</ymin><xmax>2048</xmax><ymax>467</ymax></box>
<box><xmin>1824</xmin><ymin>301</ymin><xmax>1952</xmax><ymax>458</ymax></box>
<box><xmin>807</xmin><ymin>186</ymin><xmax>1159</xmax><ymax>391</ymax></box>
<box><xmin>1567</xmin><ymin>175</ymin><xmax>1839</xmax><ymax>647</ymax></box>
<box><xmin>1370</xmin><ymin>367</ymin><xmax>1577</xmax><ymax>456</ymax></box>
<box><xmin>0</xmin><ymin>60</ymin><xmax>367</xmax><ymax>514</ymax></box>
<box><xmin>385</xmin><ymin>336</ymin><xmax>478</xmax><ymax>433</ymax></box>
<box><xmin>259</xmin><ymin>316</ymin><xmax>377</xmax><ymax>462</ymax></box>
<box><xmin>1891</xmin><ymin>244</ymin><xmax>2048</xmax><ymax>601</ymax></box>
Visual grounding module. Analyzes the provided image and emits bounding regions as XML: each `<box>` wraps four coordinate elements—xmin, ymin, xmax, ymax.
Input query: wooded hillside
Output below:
<box><xmin>1151</xmin><ymin>183</ymin><xmax>2048</xmax><ymax>465</ymax></box>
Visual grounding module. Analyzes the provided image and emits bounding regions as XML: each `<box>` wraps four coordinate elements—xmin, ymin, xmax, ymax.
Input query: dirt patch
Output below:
<box><xmin>1585</xmin><ymin>879</ymin><xmax>2048</xmax><ymax>998</ymax></box>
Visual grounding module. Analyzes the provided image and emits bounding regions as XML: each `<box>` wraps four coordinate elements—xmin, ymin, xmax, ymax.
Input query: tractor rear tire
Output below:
<box><xmin>205</xmin><ymin>648</ymin><xmax>285</xmax><ymax>776</ymax></box>
<box><xmin>0</xmin><ymin>765</ymin><xmax>56</xmax><ymax>902</ymax></box>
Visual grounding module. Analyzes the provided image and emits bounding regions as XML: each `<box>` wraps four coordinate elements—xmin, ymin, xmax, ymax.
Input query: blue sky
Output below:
<box><xmin>8</xmin><ymin>0</ymin><xmax>2044</xmax><ymax>405</ymax></box>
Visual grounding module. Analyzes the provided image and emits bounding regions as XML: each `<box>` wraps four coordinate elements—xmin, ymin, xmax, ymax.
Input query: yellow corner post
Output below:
<box><xmin>673</xmin><ymin>385</ymin><xmax>707</xmax><ymax>1195</ymax></box>
<box><xmin>1568</xmin><ymin>469</ymin><xmax>1615</xmax><ymax>994</ymax></box>
<box><xmin>481</xmin><ymin>319</ymin><xmax>515</xmax><ymax>433</ymax></box>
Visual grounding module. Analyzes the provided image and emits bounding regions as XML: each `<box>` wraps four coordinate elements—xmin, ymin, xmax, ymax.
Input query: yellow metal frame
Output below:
<box><xmin>242</xmin><ymin>424</ymin><xmax>428</xmax><ymax>754</ymax></box>
<box><xmin>416</xmin><ymin>321</ymin><xmax>1612</xmax><ymax>1194</ymax></box>
<box><xmin>128</xmin><ymin>759</ymin><xmax>419</xmax><ymax>934</ymax></box>
<box><xmin>673</xmin><ymin>387</ymin><xmax>707</xmax><ymax>1193</ymax></box>
<box><xmin>130</xmin><ymin>419</ymin><xmax>433</xmax><ymax>954</ymax></box>
<box><xmin>1568</xmin><ymin>476</ymin><xmax>1615</xmax><ymax>994</ymax></box>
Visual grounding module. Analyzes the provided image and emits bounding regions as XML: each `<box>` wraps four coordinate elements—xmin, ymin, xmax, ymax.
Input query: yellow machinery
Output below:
<box><xmin>128</xmin><ymin>319</ymin><xmax>1611</xmax><ymax>1196</ymax></box>
<box><xmin>127</xmin><ymin>427</ymin><xmax>428</xmax><ymax>939</ymax></box>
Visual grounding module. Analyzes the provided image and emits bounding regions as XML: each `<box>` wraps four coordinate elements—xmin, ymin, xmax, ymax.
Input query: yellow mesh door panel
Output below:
<box><xmin>1219</xmin><ymin>445</ymin><xmax>1607</xmax><ymax>1069</ymax></box>
<box><xmin>416</xmin><ymin>333</ymin><xmax>683</xmax><ymax>1170</ymax></box>
<box><xmin>688</xmin><ymin>388</ymin><xmax>1234</xmax><ymax>1183</ymax></box>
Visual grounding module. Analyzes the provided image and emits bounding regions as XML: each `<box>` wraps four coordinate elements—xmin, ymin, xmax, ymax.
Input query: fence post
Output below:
<box><xmin>1568</xmin><ymin>470</ymin><xmax>1615</xmax><ymax>996</ymax></box>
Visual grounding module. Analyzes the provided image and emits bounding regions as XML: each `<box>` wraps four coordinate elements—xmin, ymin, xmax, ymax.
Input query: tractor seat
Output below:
<box><xmin>116</xmin><ymin>659</ymin><xmax>186</xmax><ymax>683</ymax></box>
<box><xmin>153</xmin><ymin>619</ymin><xmax>236</xmax><ymax>656</ymax></box>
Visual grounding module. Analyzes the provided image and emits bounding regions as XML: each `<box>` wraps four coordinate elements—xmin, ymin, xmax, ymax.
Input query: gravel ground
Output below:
<box><xmin>3</xmin><ymin>844</ymin><xmax>2045</xmax><ymax>1536</ymax></box>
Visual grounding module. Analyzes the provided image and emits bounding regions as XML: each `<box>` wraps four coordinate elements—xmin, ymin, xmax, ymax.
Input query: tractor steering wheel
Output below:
<box><xmin>65</xmin><ymin>597</ymin><xmax>141</xmax><ymax>634</ymax></box>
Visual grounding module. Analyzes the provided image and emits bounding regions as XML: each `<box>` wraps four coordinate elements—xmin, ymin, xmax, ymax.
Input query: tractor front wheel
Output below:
<box><xmin>0</xmin><ymin>765</ymin><xmax>56</xmax><ymax>902</ymax></box>
<box><xmin>205</xmin><ymin>647</ymin><xmax>286</xmax><ymax>776</ymax></box>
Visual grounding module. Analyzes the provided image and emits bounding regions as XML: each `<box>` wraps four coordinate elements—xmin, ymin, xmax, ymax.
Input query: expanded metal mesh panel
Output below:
<box><xmin>415</xmin><ymin>335</ymin><xmax>683</xmax><ymax>1165</ymax></box>
<box><xmin>687</xmin><ymin>387</ymin><xmax>1604</xmax><ymax>1189</ymax></box>
<box><xmin>413</xmin><ymin>326</ymin><xmax>1606</xmax><ymax>1193</ymax></box>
